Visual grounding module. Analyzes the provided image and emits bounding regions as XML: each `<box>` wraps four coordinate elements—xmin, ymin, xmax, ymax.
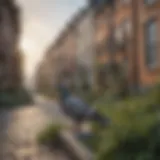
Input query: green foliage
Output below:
<box><xmin>80</xmin><ymin>133</ymin><xmax>101</xmax><ymax>152</ymax></box>
<box><xmin>89</xmin><ymin>86</ymin><xmax>160</xmax><ymax>160</ymax></box>
<box><xmin>38</xmin><ymin>89</ymin><xmax>58</xmax><ymax>99</ymax></box>
<box><xmin>37</xmin><ymin>124</ymin><xmax>63</xmax><ymax>145</ymax></box>
<box><xmin>96</xmin><ymin>61</ymin><xmax>129</xmax><ymax>98</ymax></box>
<box><xmin>77</xmin><ymin>90</ymin><xmax>99</xmax><ymax>104</ymax></box>
<box><xmin>0</xmin><ymin>88</ymin><xmax>33</xmax><ymax>107</ymax></box>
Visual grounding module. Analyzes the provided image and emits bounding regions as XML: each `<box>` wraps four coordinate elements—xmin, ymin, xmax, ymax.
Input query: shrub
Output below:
<box><xmin>0</xmin><ymin>88</ymin><xmax>33</xmax><ymax>107</ymax></box>
<box><xmin>89</xmin><ymin>87</ymin><xmax>160</xmax><ymax>160</ymax></box>
<box><xmin>77</xmin><ymin>132</ymin><xmax>101</xmax><ymax>152</ymax></box>
<box><xmin>37</xmin><ymin>124</ymin><xmax>63</xmax><ymax>146</ymax></box>
<box><xmin>96</xmin><ymin>121</ymin><xmax>160</xmax><ymax>160</ymax></box>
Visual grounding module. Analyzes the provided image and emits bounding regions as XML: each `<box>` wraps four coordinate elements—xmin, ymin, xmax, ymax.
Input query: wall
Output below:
<box><xmin>76</xmin><ymin>9</ymin><xmax>95</xmax><ymax>89</ymax></box>
<box><xmin>133</xmin><ymin>0</ymin><xmax>160</xmax><ymax>88</ymax></box>
<box><xmin>0</xmin><ymin>0</ymin><xmax>21</xmax><ymax>91</ymax></box>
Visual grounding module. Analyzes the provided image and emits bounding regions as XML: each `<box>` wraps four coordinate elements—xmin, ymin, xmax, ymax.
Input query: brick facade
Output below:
<box><xmin>92</xmin><ymin>0</ymin><xmax>160</xmax><ymax>90</ymax></box>
<box><xmin>133</xmin><ymin>0</ymin><xmax>160</xmax><ymax>88</ymax></box>
<box><xmin>39</xmin><ymin>0</ymin><xmax>160</xmax><ymax>92</ymax></box>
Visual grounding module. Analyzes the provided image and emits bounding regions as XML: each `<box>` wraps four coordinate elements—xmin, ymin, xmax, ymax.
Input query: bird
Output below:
<box><xmin>58</xmin><ymin>82</ymin><xmax>110</xmax><ymax>127</ymax></box>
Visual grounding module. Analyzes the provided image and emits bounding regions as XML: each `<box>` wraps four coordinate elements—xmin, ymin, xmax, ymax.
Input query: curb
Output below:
<box><xmin>60</xmin><ymin>130</ymin><xmax>94</xmax><ymax>160</ymax></box>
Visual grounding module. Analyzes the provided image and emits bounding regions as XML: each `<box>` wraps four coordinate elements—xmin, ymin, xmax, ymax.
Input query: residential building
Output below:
<box><xmin>90</xmin><ymin>0</ymin><xmax>160</xmax><ymax>91</ymax></box>
<box><xmin>39</xmin><ymin>0</ymin><xmax>160</xmax><ymax>93</ymax></box>
<box><xmin>39</xmin><ymin>7</ymin><xmax>96</xmax><ymax>92</ymax></box>
<box><xmin>75</xmin><ymin>8</ymin><xmax>95</xmax><ymax>90</ymax></box>
<box><xmin>131</xmin><ymin>0</ymin><xmax>160</xmax><ymax>90</ymax></box>
<box><xmin>0</xmin><ymin>0</ymin><xmax>21</xmax><ymax>91</ymax></box>
<box><xmin>37</xmin><ymin>15</ymin><xmax>78</xmax><ymax>91</ymax></box>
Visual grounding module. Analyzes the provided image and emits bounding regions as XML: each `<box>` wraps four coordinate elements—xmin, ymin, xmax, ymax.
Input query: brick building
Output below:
<box><xmin>38</xmin><ymin>0</ymin><xmax>160</xmax><ymax>93</ymax></box>
<box><xmin>74</xmin><ymin>8</ymin><xmax>95</xmax><ymax>90</ymax></box>
<box><xmin>0</xmin><ymin>0</ymin><xmax>21</xmax><ymax>91</ymax></box>
<box><xmin>91</xmin><ymin>0</ymin><xmax>160</xmax><ymax>91</ymax></box>
<box><xmin>38</xmin><ymin>7</ymin><xmax>96</xmax><ymax>91</ymax></box>
<box><xmin>51</xmin><ymin>23</ymin><xmax>77</xmax><ymax>84</ymax></box>
<box><xmin>37</xmin><ymin>15</ymin><xmax>78</xmax><ymax>91</ymax></box>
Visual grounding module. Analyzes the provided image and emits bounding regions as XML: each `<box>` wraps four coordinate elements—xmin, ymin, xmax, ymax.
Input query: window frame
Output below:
<box><xmin>144</xmin><ymin>18</ymin><xmax>158</xmax><ymax>69</ymax></box>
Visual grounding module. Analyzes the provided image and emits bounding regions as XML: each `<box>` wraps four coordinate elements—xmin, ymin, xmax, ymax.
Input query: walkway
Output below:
<box><xmin>0</xmin><ymin>96</ymin><xmax>72</xmax><ymax>160</ymax></box>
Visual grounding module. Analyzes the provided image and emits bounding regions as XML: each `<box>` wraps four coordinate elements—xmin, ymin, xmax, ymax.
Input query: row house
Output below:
<box><xmin>40</xmin><ymin>16</ymin><xmax>78</xmax><ymax>89</ymax></box>
<box><xmin>74</xmin><ymin>8</ymin><xmax>95</xmax><ymax>90</ymax></box>
<box><xmin>90</xmin><ymin>0</ymin><xmax>160</xmax><ymax>91</ymax></box>
<box><xmin>41</xmin><ymin>7</ymin><xmax>96</xmax><ymax>91</ymax></box>
<box><xmin>52</xmin><ymin>23</ymin><xmax>77</xmax><ymax>84</ymax></box>
<box><xmin>0</xmin><ymin>0</ymin><xmax>21</xmax><ymax>91</ymax></box>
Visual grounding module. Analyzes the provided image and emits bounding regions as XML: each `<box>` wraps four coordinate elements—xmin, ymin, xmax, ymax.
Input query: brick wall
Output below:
<box><xmin>94</xmin><ymin>0</ymin><xmax>160</xmax><ymax>90</ymax></box>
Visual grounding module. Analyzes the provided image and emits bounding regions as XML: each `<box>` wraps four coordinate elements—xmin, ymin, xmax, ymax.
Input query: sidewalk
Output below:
<box><xmin>35</xmin><ymin>95</ymin><xmax>94</xmax><ymax>160</ymax></box>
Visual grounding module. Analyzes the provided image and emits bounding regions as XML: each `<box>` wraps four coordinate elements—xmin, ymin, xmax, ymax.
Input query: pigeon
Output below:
<box><xmin>58</xmin><ymin>84</ymin><xmax>110</xmax><ymax>126</ymax></box>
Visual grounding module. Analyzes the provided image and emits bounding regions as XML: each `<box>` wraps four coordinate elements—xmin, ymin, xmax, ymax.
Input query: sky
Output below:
<box><xmin>16</xmin><ymin>0</ymin><xmax>86</xmax><ymax>87</ymax></box>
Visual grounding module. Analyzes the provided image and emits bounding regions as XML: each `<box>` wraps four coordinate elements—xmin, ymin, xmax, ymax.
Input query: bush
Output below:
<box><xmin>97</xmin><ymin>121</ymin><xmax>160</xmax><ymax>160</ymax></box>
<box><xmin>0</xmin><ymin>88</ymin><xmax>33</xmax><ymax>107</ymax></box>
<box><xmin>37</xmin><ymin>124</ymin><xmax>63</xmax><ymax>146</ymax></box>
<box><xmin>76</xmin><ymin>88</ymin><xmax>107</xmax><ymax>105</ymax></box>
<box><xmin>77</xmin><ymin>132</ymin><xmax>101</xmax><ymax>152</ymax></box>
<box><xmin>88</xmin><ymin>87</ymin><xmax>160</xmax><ymax>160</ymax></box>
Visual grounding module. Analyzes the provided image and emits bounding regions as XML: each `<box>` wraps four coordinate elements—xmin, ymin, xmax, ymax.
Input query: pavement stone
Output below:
<box><xmin>0</xmin><ymin>97</ymin><xmax>72</xmax><ymax>160</ymax></box>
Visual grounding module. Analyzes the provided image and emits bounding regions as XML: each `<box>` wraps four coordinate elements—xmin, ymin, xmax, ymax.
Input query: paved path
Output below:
<box><xmin>0</xmin><ymin>96</ymin><xmax>72</xmax><ymax>160</ymax></box>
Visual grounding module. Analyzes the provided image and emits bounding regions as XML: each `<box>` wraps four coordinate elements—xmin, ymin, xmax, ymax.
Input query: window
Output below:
<box><xmin>123</xmin><ymin>19</ymin><xmax>132</xmax><ymax>37</ymax></box>
<box><xmin>89</xmin><ymin>0</ymin><xmax>105</xmax><ymax>6</ymax></box>
<box><xmin>121</xmin><ymin>0</ymin><xmax>131</xmax><ymax>4</ymax></box>
<box><xmin>145</xmin><ymin>19</ymin><xmax>157</xmax><ymax>68</ymax></box>
<box><xmin>114</xmin><ymin>19</ymin><xmax>132</xmax><ymax>51</ymax></box>
<box><xmin>145</xmin><ymin>0</ymin><xmax>156</xmax><ymax>5</ymax></box>
<box><xmin>115</xmin><ymin>26</ymin><xmax>123</xmax><ymax>43</ymax></box>
<box><xmin>115</xmin><ymin>19</ymin><xmax>131</xmax><ymax>43</ymax></box>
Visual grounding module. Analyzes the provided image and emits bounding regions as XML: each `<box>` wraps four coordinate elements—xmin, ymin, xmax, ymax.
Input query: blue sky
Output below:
<box><xmin>16</xmin><ymin>0</ymin><xmax>86</xmax><ymax>84</ymax></box>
